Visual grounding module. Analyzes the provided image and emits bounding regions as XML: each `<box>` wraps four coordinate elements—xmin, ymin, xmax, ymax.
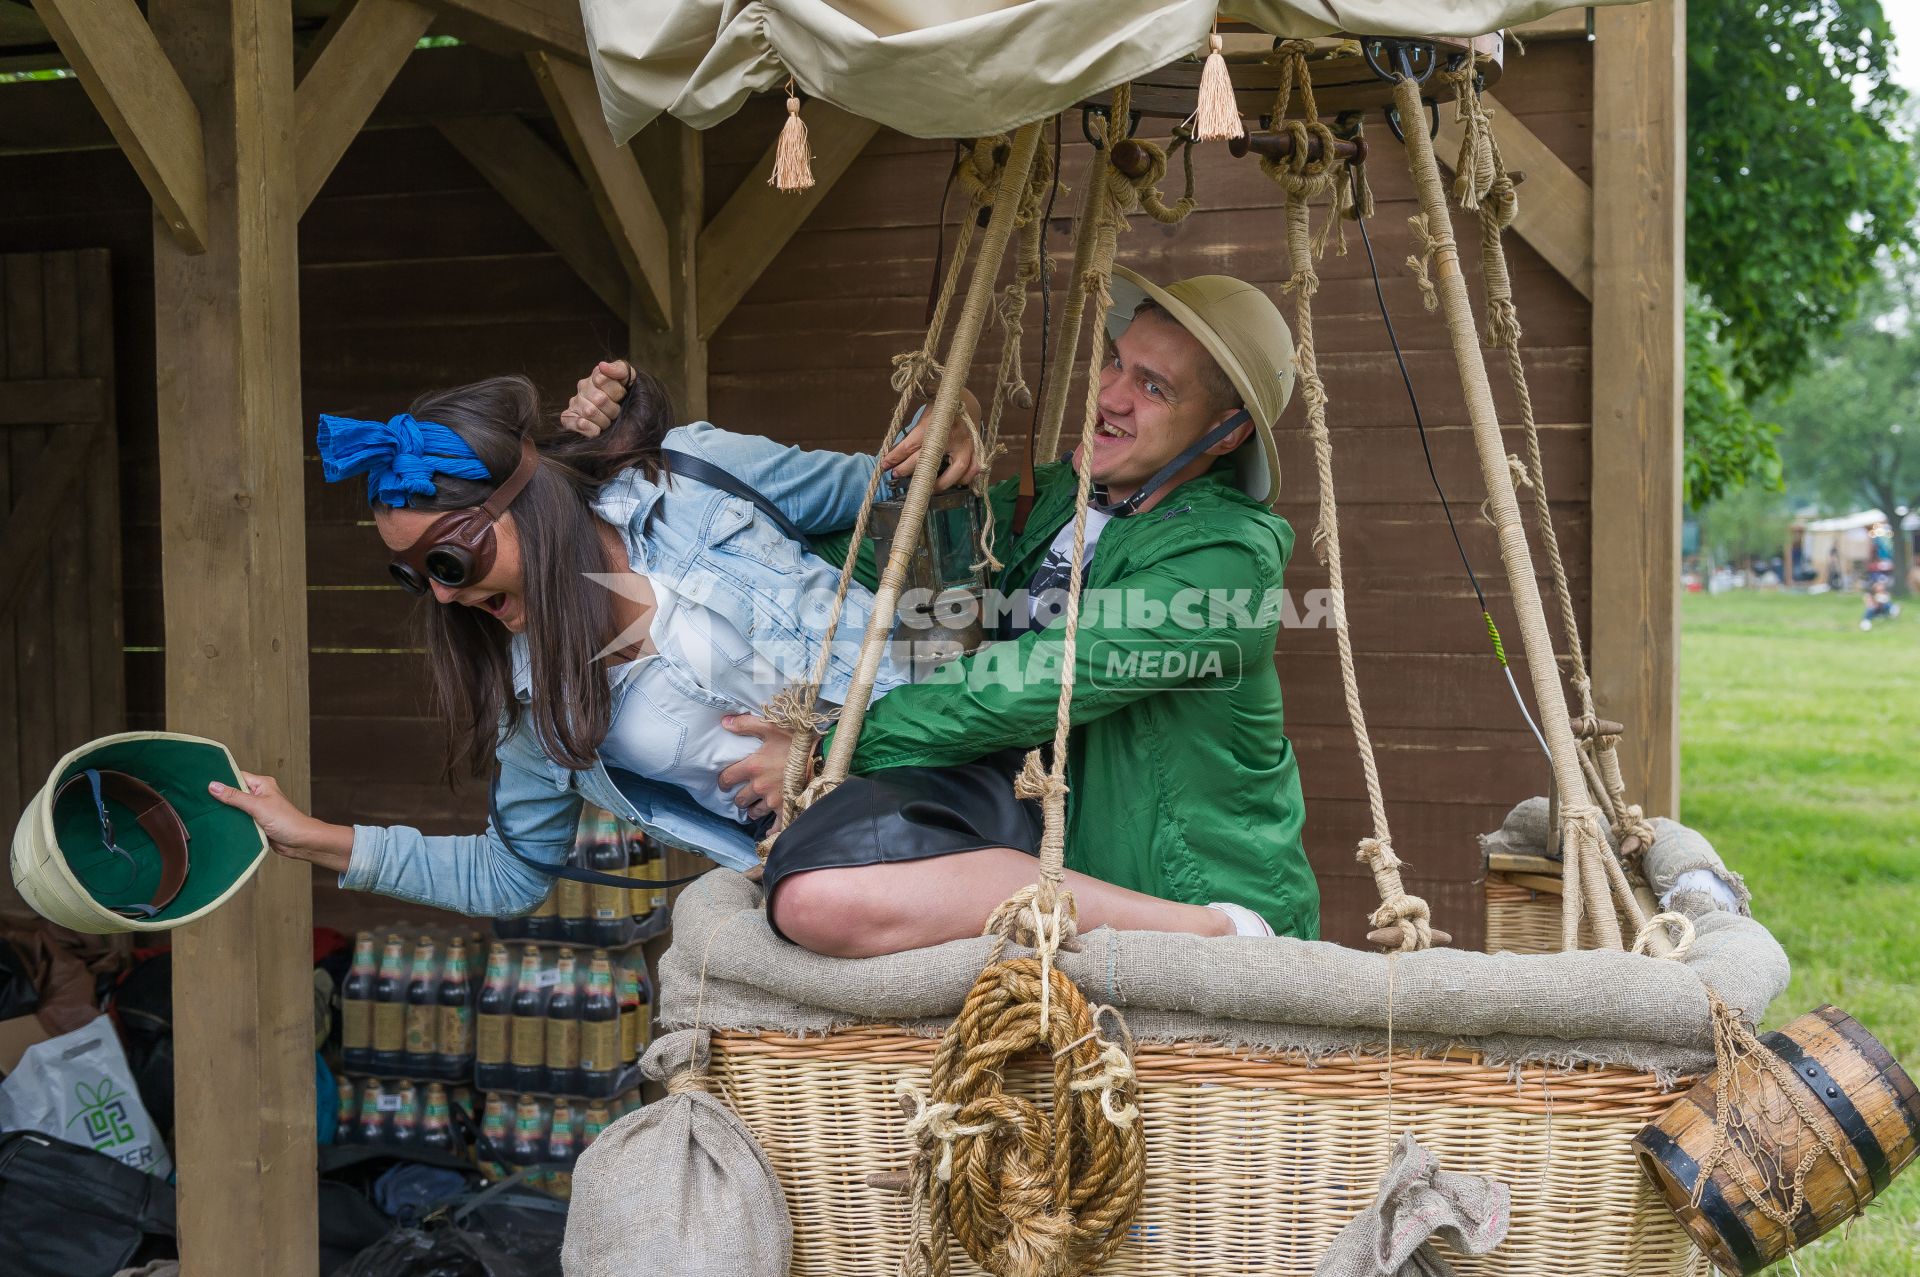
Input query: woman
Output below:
<box><xmin>208</xmin><ymin>371</ymin><xmax>964</xmax><ymax>915</ymax></box>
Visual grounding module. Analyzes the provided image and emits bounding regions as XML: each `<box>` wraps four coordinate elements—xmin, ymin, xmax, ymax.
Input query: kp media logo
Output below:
<box><xmin>1088</xmin><ymin>638</ymin><xmax>1241</xmax><ymax>690</ymax></box>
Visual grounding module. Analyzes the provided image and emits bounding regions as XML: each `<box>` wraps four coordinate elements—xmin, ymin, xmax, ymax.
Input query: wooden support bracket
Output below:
<box><xmin>1435</xmin><ymin>91</ymin><xmax>1593</xmax><ymax>299</ymax></box>
<box><xmin>419</xmin><ymin>0</ymin><xmax>589</xmax><ymax>63</ymax></box>
<box><xmin>294</xmin><ymin>0</ymin><xmax>438</xmax><ymax>215</ymax></box>
<box><xmin>696</xmin><ymin>103</ymin><xmax>880</xmax><ymax>339</ymax></box>
<box><xmin>32</xmin><ymin>0</ymin><xmax>209</xmax><ymax>251</ymax></box>
<box><xmin>529</xmin><ymin>52</ymin><xmax>673</xmax><ymax>328</ymax></box>
<box><xmin>437</xmin><ymin>114</ymin><xmax>629</xmax><ymax>317</ymax></box>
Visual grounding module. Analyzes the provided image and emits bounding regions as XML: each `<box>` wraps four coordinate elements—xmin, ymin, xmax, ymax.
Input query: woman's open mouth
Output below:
<box><xmin>481</xmin><ymin>593</ymin><xmax>510</xmax><ymax>617</ymax></box>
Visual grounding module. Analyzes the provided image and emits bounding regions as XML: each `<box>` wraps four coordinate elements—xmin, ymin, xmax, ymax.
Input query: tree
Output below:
<box><xmin>1683</xmin><ymin>0</ymin><xmax>1916</xmax><ymax>504</ymax></box>
<box><xmin>1695</xmin><ymin>482</ymin><xmax>1793</xmax><ymax>572</ymax></box>
<box><xmin>1769</xmin><ymin>272</ymin><xmax>1920</xmax><ymax>594</ymax></box>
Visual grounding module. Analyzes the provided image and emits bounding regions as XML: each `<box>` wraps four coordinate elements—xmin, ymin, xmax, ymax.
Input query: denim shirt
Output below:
<box><xmin>341</xmin><ymin>422</ymin><xmax>907</xmax><ymax>916</ymax></box>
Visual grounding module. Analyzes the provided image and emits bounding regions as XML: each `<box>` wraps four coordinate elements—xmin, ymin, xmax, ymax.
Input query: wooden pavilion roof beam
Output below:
<box><xmin>1435</xmin><ymin>91</ymin><xmax>1594</xmax><ymax>300</ymax></box>
<box><xmin>697</xmin><ymin>103</ymin><xmax>880</xmax><ymax>340</ymax></box>
<box><xmin>294</xmin><ymin>0</ymin><xmax>438</xmax><ymax>215</ymax></box>
<box><xmin>31</xmin><ymin>0</ymin><xmax>208</xmax><ymax>251</ymax></box>
<box><xmin>418</xmin><ymin>0</ymin><xmax>588</xmax><ymax>63</ymax></box>
<box><xmin>530</xmin><ymin>51</ymin><xmax>673</xmax><ymax>328</ymax></box>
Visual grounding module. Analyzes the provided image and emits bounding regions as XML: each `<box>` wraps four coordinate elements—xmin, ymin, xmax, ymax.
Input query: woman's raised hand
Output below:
<box><xmin>880</xmin><ymin>387</ymin><xmax>985</xmax><ymax>491</ymax></box>
<box><xmin>208</xmin><ymin>771</ymin><xmax>355</xmax><ymax>874</ymax></box>
<box><xmin>560</xmin><ymin>360</ymin><xmax>631</xmax><ymax>438</ymax></box>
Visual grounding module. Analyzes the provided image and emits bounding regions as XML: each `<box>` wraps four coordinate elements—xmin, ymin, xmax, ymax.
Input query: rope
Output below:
<box><xmin>898</xmin><ymin>960</ymin><xmax>1145</xmax><ymax>1277</ymax></box>
<box><xmin>1630</xmin><ymin>911</ymin><xmax>1695</xmax><ymax>960</ymax></box>
<box><xmin>1393</xmin><ymin>72</ymin><xmax>1629</xmax><ymax>950</ymax></box>
<box><xmin>1261</xmin><ymin>41</ymin><xmax>1432</xmax><ymax>951</ymax></box>
<box><xmin>1443</xmin><ymin>67</ymin><xmax>1658</xmax><ymax>923</ymax></box>
<box><xmin>820</xmin><ymin>123</ymin><xmax>1045</xmax><ymax>790</ymax></box>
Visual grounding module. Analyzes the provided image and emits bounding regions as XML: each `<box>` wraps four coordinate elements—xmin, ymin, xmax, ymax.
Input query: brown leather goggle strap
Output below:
<box><xmin>55</xmin><ymin>769</ymin><xmax>191</xmax><ymax>917</ymax></box>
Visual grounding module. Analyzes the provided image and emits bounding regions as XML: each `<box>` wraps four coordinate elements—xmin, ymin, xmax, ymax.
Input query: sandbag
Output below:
<box><xmin>562</xmin><ymin>1029</ymin><xmax>789</xmax><ymax>1277</ymax></box>
<box><xmin>1313</xmin><ymin>1133</ymin><xmax>1508</xmax><ymax>1277</ymax></box>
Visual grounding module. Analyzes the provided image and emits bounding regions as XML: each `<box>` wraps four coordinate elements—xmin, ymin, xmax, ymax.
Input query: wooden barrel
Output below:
<box><xmin>1634</xmin><ymin>1005</ymin><xmax>1920</xmax><ymax>1274</ymax></box>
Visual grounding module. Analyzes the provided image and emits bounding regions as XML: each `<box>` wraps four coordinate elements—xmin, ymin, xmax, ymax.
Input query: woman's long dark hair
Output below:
<box><xmin>393</xmin><ymin>371</ymin><xmax>676</xmax><ymax>780</ymax></box>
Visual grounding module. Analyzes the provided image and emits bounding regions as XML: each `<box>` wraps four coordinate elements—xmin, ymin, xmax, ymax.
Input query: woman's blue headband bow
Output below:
<box><xmin>316</xmin><ymin>413</ymin><xmax>494</xmax><ymax>508</ymax></box>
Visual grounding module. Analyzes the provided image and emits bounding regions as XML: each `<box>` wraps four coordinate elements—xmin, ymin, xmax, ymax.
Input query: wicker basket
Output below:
<box><xmin>1484</xmin><ymin>857</ymin><xmax>1633</xmax><ymax>956</ymax></box>
<box><xmin>712</xmin><ymin>1026</ymin><xmax>1707</xmax><ymax>1277</ymax></box>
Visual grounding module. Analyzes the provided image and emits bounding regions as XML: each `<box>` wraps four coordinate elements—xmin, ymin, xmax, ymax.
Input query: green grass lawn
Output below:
<box><xmin>1681</xmin><ymin>588</ymin><xmax>1919</xmax><ymax>1273</ymax></box>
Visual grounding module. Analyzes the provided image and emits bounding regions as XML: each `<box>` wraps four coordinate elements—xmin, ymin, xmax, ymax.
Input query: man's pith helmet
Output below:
<box><xmin>1106</xmin><ymin>266</ymin><xmax>1296</xmax><ymax>507</ymax></box>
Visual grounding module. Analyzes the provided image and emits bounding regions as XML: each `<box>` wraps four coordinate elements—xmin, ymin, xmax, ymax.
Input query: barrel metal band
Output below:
<box><xmin>1762</xmin><ymin>1029</ymin><xmax>1890</xmax><ymax>1195</ymax></box>
<box><xmin>1817</xmin><ymin>1005</ymin><xmax>1920</xmax><ymax>1150</ymax></box>
<box><xmin>1634</xmin><ymin>1125</ymin><xmax>1767</xmax><ymax>1274</ymax></box>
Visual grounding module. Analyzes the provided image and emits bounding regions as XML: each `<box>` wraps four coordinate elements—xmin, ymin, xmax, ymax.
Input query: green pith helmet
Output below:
<box><xmin>10</xmin><ymin>731</ymin><xmax>269</xmax><ymax>934</ymax></box>
<box><xmin>1107</xmin><ymin>266</ymin><xmax>1297</xmax><ymax>507</ymax></box>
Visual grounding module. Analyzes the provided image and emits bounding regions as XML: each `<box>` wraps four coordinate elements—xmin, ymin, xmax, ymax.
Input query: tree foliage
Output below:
<box><xmin>1687</xmin><ymin>0</ymin><xmax>1917</xmax><ymax>399</ymax></box>
<box><xmin>1685</xmin><ymin>294</ymin><xmax>1782</xmax><ymax>507</ymax></box>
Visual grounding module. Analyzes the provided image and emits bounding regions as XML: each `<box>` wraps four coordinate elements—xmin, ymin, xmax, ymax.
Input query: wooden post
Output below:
<box><xmin>1592</xmin><ymin>0</ymin><xmax>1685</xmax><ymax>818</ymax></box>
<box><xmin>148</xmin><ymin>1</ymin><xmax>317</xmax><ymax>1272</ymax></box>
<box><xmin>629</xmin><ymin>120</ymin><xmax>706</xmax><ymax>419</ymax></box>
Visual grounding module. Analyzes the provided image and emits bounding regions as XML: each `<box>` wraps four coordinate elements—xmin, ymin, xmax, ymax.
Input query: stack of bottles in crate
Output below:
<box><xmin>477</xmin><ymin>1093</ymin><xmax>644</xmax><ymax>1197</ymax></box>
<box><xmin>338</xmin><ymin>926</ymin><xmax>482</xmax><ymax>1151</ymax></box>
<box><xmin>495</xmin><ymin>807</ymin><xmax>668</xmax><ymax>947</ymax></box>
<box><xmin>335</xmin><ymin>1076</ymin><xmax>478</xmax><ymax>1154</ymax></box>
<box><xmin>474</xmin><ymin>943</ymin><xmax>651</xmax><ymax>1097</ymax></box>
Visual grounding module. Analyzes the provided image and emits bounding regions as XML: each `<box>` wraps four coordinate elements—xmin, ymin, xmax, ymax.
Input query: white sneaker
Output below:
<box><xmin>1208</xmin><ymin>902</ymin><xmax>1275</xmax><ymax>937</ymax></box>
<box><xmin>1861</xmin><ymin>619</ymin><xmax>1874</xmax><ymax>631</ymax></box>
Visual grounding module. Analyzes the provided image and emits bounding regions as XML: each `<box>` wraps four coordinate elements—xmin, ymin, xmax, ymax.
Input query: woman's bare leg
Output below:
<box><xmin>770</xmin><ymin>848</ymin><xmax>1231</xmax><ymax>958</ymax></box>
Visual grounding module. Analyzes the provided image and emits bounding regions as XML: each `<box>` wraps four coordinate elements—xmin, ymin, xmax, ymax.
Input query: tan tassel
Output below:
<box><xmin>1194</xmin><ymin>33</ymin><xmax>1243</xmax><ymax>142</ymax></box>
<box><xmin>770</xmin><ymin>86</ymin><xmax>814</xmax><ymax>192</ymax></box>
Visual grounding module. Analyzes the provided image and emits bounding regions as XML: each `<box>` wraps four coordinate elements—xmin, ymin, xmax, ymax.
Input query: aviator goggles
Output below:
<box><xmin>388</xmin><ymin>436</ymin><xmax>540</xmax><ymax>595</ymax></box>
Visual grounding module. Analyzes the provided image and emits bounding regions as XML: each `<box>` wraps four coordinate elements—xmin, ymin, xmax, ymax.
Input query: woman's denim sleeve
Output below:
<box><xmin>338</xmin><ymin>752</ymin><xmax>581</xmax><ymax>917</ymax></box>
<box><xmin>672</xmin><ymin>421</ymin><xmax>898</xmax><ymax>533</ymax></box>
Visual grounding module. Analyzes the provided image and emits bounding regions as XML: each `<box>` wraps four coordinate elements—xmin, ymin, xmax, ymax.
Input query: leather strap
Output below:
<box><xmin>661</xmin><ymin>449</ymin><xmax>812</xmax><ymax>551</ymax></box>
<box><xmin>54</xmin><ymin>769</ymin><xmax>191</xmax><ymax>918</ymax></box>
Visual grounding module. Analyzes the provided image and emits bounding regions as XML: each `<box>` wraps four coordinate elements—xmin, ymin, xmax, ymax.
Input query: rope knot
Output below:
<box><xmin>890</xmin><ymin>347</ymin><xmax>944</xmax><ymax>398</ymax></box>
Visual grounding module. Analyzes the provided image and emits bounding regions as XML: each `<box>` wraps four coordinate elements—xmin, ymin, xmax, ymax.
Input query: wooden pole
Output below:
<box><xmin>629</xmin><ymin>120</ymin><xmax>706</xmax><ymax>420</ymax></box>
<box><xmin>1592</xmin><ymin>0</ymin><xmax>1685</xmax><ymax>819</ymax></box>
<box><xmin>148</xmin><ymin>1</ymin><xmax>317</xmax><ymax>1272</ymax></box>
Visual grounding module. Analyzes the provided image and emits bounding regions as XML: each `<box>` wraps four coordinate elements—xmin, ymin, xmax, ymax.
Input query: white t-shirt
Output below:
<box><xmin>597</xmin><ymin>578</ymin><xmax>769</xmax><ymax>823</ymax></box>
<box><xmin>1024</xmin><ymin>508</ymin><xmax>1113</xmax><ymax>630</ymax></box>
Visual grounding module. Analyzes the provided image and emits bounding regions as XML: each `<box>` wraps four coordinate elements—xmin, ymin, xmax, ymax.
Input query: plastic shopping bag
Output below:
<box><xmin>0</xmin><ymin>1015</ymin><xmax>173</xmax><ymax>1177</ymax></box>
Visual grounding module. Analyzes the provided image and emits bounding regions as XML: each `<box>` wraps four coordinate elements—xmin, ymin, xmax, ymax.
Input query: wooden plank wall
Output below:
<box><xmin>0</xmin><ymin>39</ymin><xmax>1597</xmax><ymax>948</ymax></box>
<box><xmin>701</xmin><ymin>39</ymin><xmax>1596</xmax><ymax>949</ymax></box>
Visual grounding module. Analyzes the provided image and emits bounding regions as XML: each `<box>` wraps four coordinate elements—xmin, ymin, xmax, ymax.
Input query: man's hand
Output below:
<box><xmin>718</xmin><ymin>714</ymin><xmax>801</xmax><ymax>824</ymax></box>
<box><xmin>208</xmin><ymin>771</ymin><xmax>355</xmax><ymax>874</ymax></box>
<box><xmin>882</xmin><ymin>388</ymin><xmax>985</xmax><ymax>491</ymax></box>
<box><xmin>561</xmin><ymin>359</ymin><xmax>630</xmax><ymax>438</ymax></box>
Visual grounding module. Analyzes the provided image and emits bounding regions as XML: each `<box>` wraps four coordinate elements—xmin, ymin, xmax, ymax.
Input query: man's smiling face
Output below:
<box><xmin>1091</xmin><ymin>305</ymin><xmax>1249</xmax><ymax>504</ymax></box>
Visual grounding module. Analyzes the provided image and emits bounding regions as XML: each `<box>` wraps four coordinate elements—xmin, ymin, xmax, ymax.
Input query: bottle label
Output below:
<box><xmin>341</xmin><ymin>997</ymin><xmax>372</xmax><ymax>1051</ymax></box>
<box><xmin>376</xmin><ymin>1092</ymin><xmax>403</xmax><ymax>1113</ymax></box>
<box><xmin>439</xmin><ymin>1004</ymin><xmax>474</xmax><ymax>1056</ymax></box>
<box><xmin>511</xmin><ymin>1016</ymin><xmax>545</xmax><ymax>1067</ymax></box>
<box><xmin>477</xmin><ymin>1013</ymin><xmax>509</xmax><ymax>1064</ymax></box>
<box><xmin>620</xmin><ymin>1008</ymin><xmax>638</xmax><ymax>1063</ymax></box>
<box><xmin>557</xmin><ymin>879</ymin><xmax>587</xmax><ymax>917</ymax></box>
<box><xmin>373</xmin><ymin>1001</ymin><xmax>405</xmax><ymax>1051</ymax></box>
<box><xmin>590</xmin><ymin>883</ymin><xmax>623</xmax><ymax>920</ymax></box>
<box><xmin>405</xmin><ymin>1004</ymin><xmax>436</xmax><ymax>1056</ymax></box>
<box><xmin>547</xmin><ymin>1018</ymin><xmax>580</xmax><ymax>1068</ymax></box>
<box><xmin>536</xmin><ymin>967</ymin><xmax>561</xmax><ymax>990</ymax></box>
<box><xmin>580</xmin><ymin>1019</ymin><xmax>620</xmax><ymax>1072</ymax></box>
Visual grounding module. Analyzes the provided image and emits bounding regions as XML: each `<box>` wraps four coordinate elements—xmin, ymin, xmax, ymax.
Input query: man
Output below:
<box><xmin>574</xmin><ymin>268</ymin><xmax>1316</xmax><ymax>956</ymax></box>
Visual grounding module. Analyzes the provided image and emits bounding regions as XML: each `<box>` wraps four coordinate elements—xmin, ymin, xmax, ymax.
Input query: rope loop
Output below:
<box><xmin>891</xmin><ymin>348</ymin><xmax>945</xmax><ymax>398</ymax></box>
<box><xmin>1631</xmin><ymin>911</ymin><xmax>1696</xmax><ymax>961</ymax></box>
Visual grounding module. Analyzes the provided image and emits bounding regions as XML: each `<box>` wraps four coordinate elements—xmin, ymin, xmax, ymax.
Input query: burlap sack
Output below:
<box><xmin>1477</xmin><ymin>799</ymin><xmax>1752</xmax><ymax>916</ymax></box>
<box><xmin>561</xmin><ymin>1029</ymin><xmax>790</xmax><ymax>1277</ymax></box>
<box><xmin>1313</xmin><ymin>1134</ymin><xmax>1509</xmax><ymax>1277</ymax></box>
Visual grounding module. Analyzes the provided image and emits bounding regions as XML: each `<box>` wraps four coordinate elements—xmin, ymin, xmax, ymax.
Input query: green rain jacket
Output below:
<box><xmin>818</xmin><ymin>459</ymin><xmax>1318</xmax><ymax>938</ymax></box>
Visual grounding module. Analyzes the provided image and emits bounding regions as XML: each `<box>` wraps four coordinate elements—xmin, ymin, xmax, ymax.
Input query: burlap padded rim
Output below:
<box><xmin>656</xmin><ymin>868</ymin><xmax>1790</xmax><ymax>1085</ymax></box>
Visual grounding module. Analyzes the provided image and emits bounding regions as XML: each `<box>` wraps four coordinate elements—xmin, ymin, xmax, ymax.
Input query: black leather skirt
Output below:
<box><xmin>760</xmin><ymin>748</ymin><xmax>1043</xmax><ymax>941</ymax></box>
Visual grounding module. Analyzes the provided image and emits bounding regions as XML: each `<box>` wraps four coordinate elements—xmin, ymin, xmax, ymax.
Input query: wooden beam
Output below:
<box><xmin>0</xmin><ymin>377</ymin><xmax>107</xmax><ymax>426</ymax></box>
<box><xmin>436</xmin><ymin>113</ymin><xmax>628</xmax><ymax>316</ymax></box>
<box><xmin>32</xmin><ymin>0</ymin><xmax>208</xmax><ymax>251</ymax></box>
<box><xmin>1591</xmin><ymin>0</ymin><xmax>1684</xmax><ymax>818</ymax></box>
<box><xmin>1514</xmin><ymin>7</ymin><xmax>1593</xmax><ymax>39</ymax></box>
<box><xmin>0</xmin><ymin>423</ymin><xmax>91</xmax><ymax>619</ymax></box>
<box><xmin>294</xmin><ymin>0</ymin><xmax>437</xmax><ymax>215</ymax></box>
<box><xmin>147</xmin><ymin>0</ymin><xmax>317</xmax><ymax>1271</ymax></box>
<box><xmin>1436</xmin><ymin>92</ymin><xmax>1594</xmax><ymax>299</ymax></box>
<box><xmin>630</xmin><ymin>121</ymin><xmax>706</xmax><ymax>419</ymax></box>
<box><xmin>419</xmin><ymin>0</ymin><xmax>588</xmax><ymax>63</ymax></box>
<box><xmin>528</xmin><ymin>52</ymin><xmax>673</xmax><ymax>328</ymax></box>
<box><xmin>696</xmin><ymin>104</ymin><xmax>880</xmax><ymax>339</ymax></box>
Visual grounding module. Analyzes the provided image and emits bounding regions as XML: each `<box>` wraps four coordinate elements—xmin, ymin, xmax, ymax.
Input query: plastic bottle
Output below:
<box><xmin>403</xmin><ymin>935</ymin><xmax>439</xmax><ymax>1076</ymax></box>
<box><xmin>335</xmin><ymin>1073</ymin><xmax>358</xmax><ymax>1136</ymax></box>
<box><xmin>357</xmin><ymin>1079</ymin><xmax>389</xmax><ymax>1145</ymax></box>
<box><xmin>420</xmin><ymin>1083</ymin><xmax>453</xmax><ymax>1153</ymax></box>
<box><xmin>558</xmin><ymin>814</ymin><xmax>591</xmax><ymax>943</ymax></box>
<box><xmin>634</xmin><ymin>956</ymin><xmax>653</xmax><ymax>1053</ymax></box>
<box><xmin>475</xmin><ymin>943</ymin><xmax>514</xmax><ymax>1092</ymax></box>
<box><xmin>510</xmin><ymin>946</ymin><xmax>549</xmax><ymax>1093</ymax></box>
<box><xmin>391</xmin><ymin>1080</ymin><xmax>420</xmax><ymax>1149</ymax></box>
<box><xmin>616</xmin><ymin>956</ymin><xmax>642</xmax><ymax>1066</ymax></box>
<box><xmin>435</xmin><ymin>936</ymin><xmax>475</xmax><ymax>1080</ymax></box>
<box><xmin>525</xmin><ymin>886</ymin><xmax>561</xmax><ymax>942</ymax></box>
<box><xmin>588</xmin><ymin>813</ymin><xmax>632</xmax><ymax>947</ymax></box>
<box><xmin>510</xmin><ymin>1094</ymin><xmax>545</xmax><ymax>1172</ymax></box>
<box><xmin>340</xmin><ymin>931</ymin><xmax>377</xmax><ymax>1072</ymax></box>
<box><xmin>545</xmin><ymin>1101</ymin><xmax>577</xmax><ymax>1199</ymax></box>
<box><xmin>544</xmin><ymin>949</ymin><xmax>581</xmax><ymax>1096</ymax></box>
<box><xmin>579</xmin><ymin>951</ymin><xmax>620</xmax><ymax>1094</ymax></box>
<box><xmin>480</xmin><ymin>1094</ymin><xmax>511</xmax><ymax>1179</ymax></box>
<box><xmin>644</xmin><ymin>835</ymin><xmax>668</xmax><ymax>916</ymax></box>
<box><xmin>371</xmin><ymin>934</ymin><xmax>408</xmax><ymax>1076</ymax></box>
<box><xmin>581</xmin><ymin>1100</ymin><xmax>612</xmax><ymax>1154</ymax></box>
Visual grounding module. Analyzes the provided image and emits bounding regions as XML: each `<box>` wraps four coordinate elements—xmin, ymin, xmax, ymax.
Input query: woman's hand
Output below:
<box><xmin>718</xmin><ymin>715</ymin><xmax>801</xmax><ymax>824</ymax></box>
<box><xmin>208</xmin><ymin>771</ymin><xmax>355</xmax><ymax>875</ymax></box>
<box><xmin>881</xmin><ymin>388</ymin><xmax>985</xmax><ymax>491</ymax></box>
<box><xmin>561</xmin><ymin>359</ymin><xmax>631</xmax><ymax>438</ymax></box>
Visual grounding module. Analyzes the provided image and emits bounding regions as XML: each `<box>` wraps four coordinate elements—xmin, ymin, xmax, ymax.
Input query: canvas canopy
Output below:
<box><xmin>583</xmin><ymin>1</ymin><xmax>1634</xmax><ymax>142</ymax></box>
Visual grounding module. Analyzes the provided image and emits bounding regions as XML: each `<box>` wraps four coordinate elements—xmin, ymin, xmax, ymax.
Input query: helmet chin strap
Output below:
<box><xmin>1096</xmin><ymin>409</ymin><xmax>1252</xmax><ymax>518</ymax></box>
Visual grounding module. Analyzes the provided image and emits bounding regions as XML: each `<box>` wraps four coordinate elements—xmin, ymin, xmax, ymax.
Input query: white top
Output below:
<box><xmin>1026</xmin><ymin>508</ymin><xmax>1113</xmax><ymax>629</ymax></box>
<box><xmin>597</xmin><ymin>577</ymin><xmax>773</xmax><ymax>823</ymax></box>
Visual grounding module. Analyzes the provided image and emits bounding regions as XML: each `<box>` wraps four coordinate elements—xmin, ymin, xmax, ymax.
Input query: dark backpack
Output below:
<box><xmin>0</xmin><ymin>1129</ymin><xmax>177</xmax><ymax>1276</ymax></box>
